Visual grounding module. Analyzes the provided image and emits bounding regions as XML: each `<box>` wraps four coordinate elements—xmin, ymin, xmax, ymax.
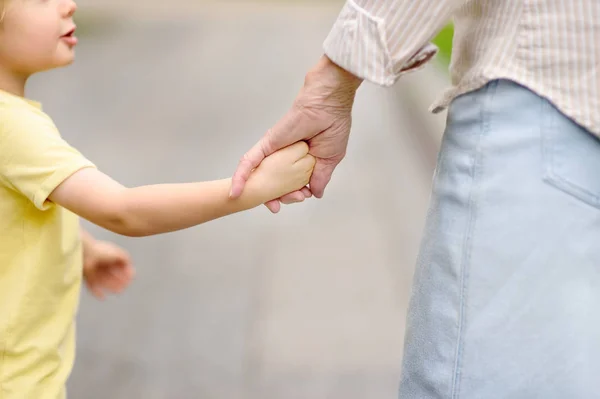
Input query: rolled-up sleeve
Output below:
<box><xmin>323</xmin><ymin>0</ymin><xmax>466</xmax><ymax>86</ymax></box>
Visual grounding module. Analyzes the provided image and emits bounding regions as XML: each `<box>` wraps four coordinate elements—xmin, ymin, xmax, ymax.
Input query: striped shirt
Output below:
<box><xmin>323</xmin><ymin>0</ymin><xmax>600</xmax><ymax>136</ymax></box>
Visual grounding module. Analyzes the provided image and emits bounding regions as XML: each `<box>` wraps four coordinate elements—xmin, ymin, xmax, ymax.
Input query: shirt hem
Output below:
<box><xmin>429</xmin><ymin>74</ymin><xmax>600</xmax><ymax>137</ymax></box>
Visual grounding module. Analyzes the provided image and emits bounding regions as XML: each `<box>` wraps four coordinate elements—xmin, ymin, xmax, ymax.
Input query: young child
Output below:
<box><xmin>0</xmin><ymin>0</ymin><xmax>316</xmax><ymax>397</ymax></box>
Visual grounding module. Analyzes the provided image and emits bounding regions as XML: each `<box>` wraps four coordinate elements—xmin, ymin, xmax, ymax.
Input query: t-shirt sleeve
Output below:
<box><xmin>0</xmin><ymin>109</ymin><xmax>96</xmax><ymax>210</ymax></box>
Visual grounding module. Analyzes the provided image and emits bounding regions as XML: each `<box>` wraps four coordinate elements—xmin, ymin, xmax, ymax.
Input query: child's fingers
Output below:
<box><xmin>102</xmin><ymin>279</ymin><xmax>126</xmax><ymax>294</ymax></box>
<box><xmin>108</xmin><ymin>271</ymin><xmax>129</xmax><ymax>290</ymax></box>
<box><xmin>92</xmin><ymin>288</ymin><xmax>105</xmax><ymax>300</ymax></box>
<box><xmin>110</xmin><ymin>246</ymin><xmax>131</xmax><ymax>266</ymax></box>
<box><xmin>295</xmin><ymin>154</ymin><xmax>317</xmax><ymax>171</ymax></box>
<box><xmin>96</xmin><ymin>269</ymin><xmax>127</xmax><ymax>293</ymax></box>
<box><xmin>124</xmin><ymin>263</ymin><xmax>136</xmax><ymax>278</ymax></box>
<box><xmin>110</xmin><ymin>263</ymin><xmax>135</xmax><ymax>282</ymax></box>
<box><xmin>86</xmin><ymin>279</ymin><xmax>105</xmax><ymax>300</ymax></box>
<box><xmin>106</xmin><ymin>264</ymin><xmax>135</xmax><ymax>292</ymax></box>
<box><xmin>99</xmin><ymin>275</ymin><xmax>121</xmax><ymax>293</ymax></box>
<box><xmin>286</xmin><ymin>141</ymin><xmax>309</xmax><ymax>159</ymax></box>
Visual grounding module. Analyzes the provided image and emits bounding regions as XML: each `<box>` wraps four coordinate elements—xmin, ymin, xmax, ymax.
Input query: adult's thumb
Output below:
<box><xmin>230</xmin><ymin>139</ymin><xmax>268</xmax><ymax>198</ymax></box>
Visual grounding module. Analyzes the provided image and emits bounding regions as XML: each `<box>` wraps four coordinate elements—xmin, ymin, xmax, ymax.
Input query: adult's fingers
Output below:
<box><xmin>300</xmin><ymin>186</ymin><xmax>312</xmax><ymax>198</ymax></box>
<box><xmin>265</xmin><ymin>199</ymin><xmax>281</xmax><ymax>213</ymax></box>
<box><xmin>279</xmin><ymin>190</ymin><xmax>307</xmax><ymax>205</ymax></box>
<box><xmin>231</xmin><ymin>106</ymin><xmax>319</xmax><ymax>198</ymax></box>
<box><xmin>308</xmin><ymin>159</ymin><xmax>337</xmax><ymax>199</ymax></box>
<box><xmin>264</xmin><ymin>187</ymin><xmax>310</xmax><ymax>213</ymax></box>
<box><xmin>230</xmin><ymin>139</ymin><xmax>268</xmax><ymax>199</ymax></box>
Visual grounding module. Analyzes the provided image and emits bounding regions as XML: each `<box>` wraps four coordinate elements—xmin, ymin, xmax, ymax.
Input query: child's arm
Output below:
<box><xmin>49</xmin><ymin>142</ymin><xmax>315</xmax><ymax>237</ymax></box>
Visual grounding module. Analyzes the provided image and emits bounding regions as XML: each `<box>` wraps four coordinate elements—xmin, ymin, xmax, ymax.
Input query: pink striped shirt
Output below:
<box><xmin>323</xmin><ymin>0</ymin><xmax>600</xmax><ymax>135</ymax></box>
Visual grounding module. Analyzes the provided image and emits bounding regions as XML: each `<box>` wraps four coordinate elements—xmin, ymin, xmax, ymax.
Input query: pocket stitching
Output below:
<box><xmin>541</xmin><ymin>100</ymin><xmax>600</xmax><ymax>210</ymax></box>
<box><xmin>543</xmin><ymin>169</ymin><xmax>600</xmax><ymax>208</ymax></box>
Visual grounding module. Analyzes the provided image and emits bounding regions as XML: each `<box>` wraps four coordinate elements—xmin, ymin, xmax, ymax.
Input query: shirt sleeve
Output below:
<box><xmin>0</xmin><ymin>109</ymin><xmax>96</xmax><ymax>211</ymax></box>
<box><xmin>323</xmin><ymin>0</ymin><xmax>467</xmax><ymax>86</ymax></box>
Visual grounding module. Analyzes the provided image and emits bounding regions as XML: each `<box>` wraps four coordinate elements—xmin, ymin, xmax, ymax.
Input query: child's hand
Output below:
<box><xmin>83</xmin><ymin>240</ymin><xmax>135</xmax><ymax>300</ymax></box>
<box><xmin>246</xmin><ymin>141</ymin><xmax>316</xmax><ymax>204</ymax></box>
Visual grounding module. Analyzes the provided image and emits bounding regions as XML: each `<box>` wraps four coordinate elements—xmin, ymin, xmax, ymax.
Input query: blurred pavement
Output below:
<box><xmin>28</xmin><ymin>2</ymin><xmax>449</xmax><ymax>398</ymax></box>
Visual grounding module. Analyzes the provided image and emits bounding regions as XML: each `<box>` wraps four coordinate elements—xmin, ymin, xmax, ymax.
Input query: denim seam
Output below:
<box><xmin>541</xmin><ymin>98</ymin><xmax>552</xmax><ymax>185</ymax></box>
<box><xmin>450</xmin><ymin>80</ymin><xmax>496</xmax><ymax>399</ymax></box>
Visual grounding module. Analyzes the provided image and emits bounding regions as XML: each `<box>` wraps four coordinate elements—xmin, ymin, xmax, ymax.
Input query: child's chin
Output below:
<box><xmin>34</xmin><ymin>60</ymin><xmax>74</xmax><ymax>74</ymax></box>
<box><xmin>54</xmin><ymin>54</ymin><xmax>76</xmax><ymax>68</ymax></box>
<box><xmin>35</xmin><ymin>53</ymin><xmax>75</xmax><ymax>72</ymax></box>
<box><xmin>54</xmin><ymin>47</ymin><xmax>76</xmax><ymax>64</ymax></box>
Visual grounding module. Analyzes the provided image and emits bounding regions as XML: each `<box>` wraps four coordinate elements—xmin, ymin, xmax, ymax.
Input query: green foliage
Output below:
<box><xmin>432</xmin><ymin>24</ymin><xmax>454</xmax><ymax>67</ymax></box>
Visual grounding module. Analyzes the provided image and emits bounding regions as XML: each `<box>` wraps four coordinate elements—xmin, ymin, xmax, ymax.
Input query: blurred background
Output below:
<box><xmin>28</xmin><ymin>1</ymin><xmax>453</xmax><ymax>398</ymax></box>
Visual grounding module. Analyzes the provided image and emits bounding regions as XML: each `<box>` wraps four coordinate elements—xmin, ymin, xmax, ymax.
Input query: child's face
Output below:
<box><xmin>0</xmin><ymin>0</ymin><xmax>78</xmax><ymax>75</ymax></box>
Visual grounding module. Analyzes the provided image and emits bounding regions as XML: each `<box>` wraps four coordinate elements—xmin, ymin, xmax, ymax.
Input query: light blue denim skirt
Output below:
<box><xmin>399</xmin><ymin>79</ymin><xmax>600</xmax><ymax>399</ymax></box>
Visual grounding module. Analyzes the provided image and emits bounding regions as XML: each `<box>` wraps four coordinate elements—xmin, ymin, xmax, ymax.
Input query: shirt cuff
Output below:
<box><xmin>323</xmin><ymin>0</ymin><xmax>439</xmax><ymax>87</ymax></box>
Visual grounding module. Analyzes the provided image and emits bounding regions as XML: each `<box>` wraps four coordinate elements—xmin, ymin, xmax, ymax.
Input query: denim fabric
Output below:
<box><xmin>399</xmin><ymin>79</ymin><xmax>600</xmax><ymax>399</ymax></box>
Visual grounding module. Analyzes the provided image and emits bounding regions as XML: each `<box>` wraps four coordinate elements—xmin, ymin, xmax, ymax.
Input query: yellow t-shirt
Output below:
<box><xmin>0</xmin><ymin>90</ymin><xmax>95</xmax><ymax>398</ymax></box>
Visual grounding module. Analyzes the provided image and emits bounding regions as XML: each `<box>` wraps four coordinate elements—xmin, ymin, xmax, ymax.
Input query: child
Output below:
<box><xmin>0</xmin><ymin>0</ymin><xmax>316</xmax><ymax>397</ymax></box>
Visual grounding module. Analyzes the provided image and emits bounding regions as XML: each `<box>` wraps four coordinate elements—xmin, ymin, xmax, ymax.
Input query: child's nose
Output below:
<box><xmin>60</xmin><ymin>0</ymin><xmax>77</xmax><ymax>18</ymax></box>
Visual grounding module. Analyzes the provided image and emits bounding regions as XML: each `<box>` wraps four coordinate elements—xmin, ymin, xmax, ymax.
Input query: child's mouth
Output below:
<box><xmin>61</xmin><ymin>27</ymin><xmax>78</xmax><ymax>46</ymax></box>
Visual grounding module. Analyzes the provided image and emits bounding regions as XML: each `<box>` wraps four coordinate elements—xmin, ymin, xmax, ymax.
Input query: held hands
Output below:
<box><xmin>245</xmin><ymin>141</ymin><xmax>316</xmax><ymax>205</ymax></box>
<box><xmin>83</xmin><ymin>239</ymin><xmax>135</xmax><ymax>300</ymax></box>
<box><xmin>230</xmin><ymin>55</ymin><xmax>362</xmax><ymax>213</ymax></box>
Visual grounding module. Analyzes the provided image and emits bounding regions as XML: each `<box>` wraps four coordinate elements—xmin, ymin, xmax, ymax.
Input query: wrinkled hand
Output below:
<box><xmin>230</xmin><ymin>55</ymin><xmax>362</xmax><ymax>213</ymax></box>
<box><xmin>83</xmin><ymin>240</ymin><xmax>135</xmax><ymax>300</ymax></box>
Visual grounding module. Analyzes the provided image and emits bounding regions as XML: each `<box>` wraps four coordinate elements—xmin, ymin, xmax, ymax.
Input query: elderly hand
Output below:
<box><xmin>230</xmin><ymin>55</ymin><xmax>362</xmax><ymax>213</ymax></box>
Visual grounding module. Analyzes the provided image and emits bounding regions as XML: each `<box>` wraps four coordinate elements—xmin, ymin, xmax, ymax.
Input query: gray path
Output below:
<box><xmin>28</xmin><ymin>3</ymin><xmax>446</xmax><ymax>398</ymax></box>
